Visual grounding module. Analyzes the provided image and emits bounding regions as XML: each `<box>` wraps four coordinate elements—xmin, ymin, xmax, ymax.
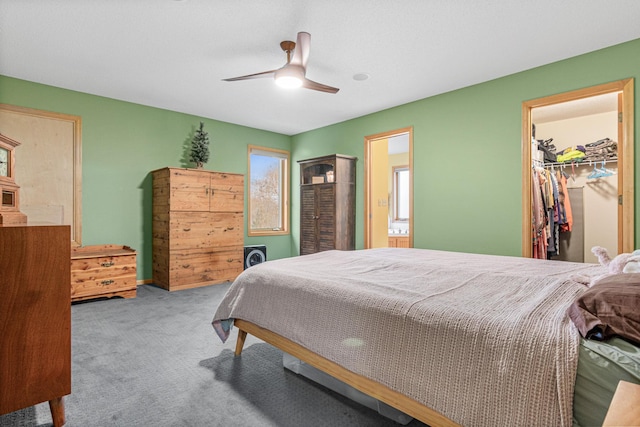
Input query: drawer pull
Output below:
<box><xmin>100</xmin><ymin>280</ymin><xmax>114</xmax><ymax>286</ymax></box>
<box><xmin>183</xmin><ymin>227</ymin><xmax>191</xmax><ymax>232</ymax></box>
<box><xmin>227</xmin><ymin>258</ymin><xmax>233</xmax><ymax>263</ymax></box>
<box><xmin>101</xmin><ymin>261</ymin><xmax>114</xmax><ymax>267</ymax></box>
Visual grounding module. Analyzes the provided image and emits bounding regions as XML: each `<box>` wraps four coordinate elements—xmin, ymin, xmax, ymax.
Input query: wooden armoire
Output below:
<box><xmin>298</xmin><ymin>154</ymin><xmax>357</xmax><ymax>255</ymax></box>
<box><xmin>152</xmin><ymin>167</ymin><xmax>244</xmax><ymax>291</ymax></box>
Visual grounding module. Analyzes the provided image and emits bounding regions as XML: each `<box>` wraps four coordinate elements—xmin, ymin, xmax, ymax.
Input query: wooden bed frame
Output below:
<box><xmin>233</xmin><ymin>319</ymin><xmax>460</xmax><ymax>427</ymax></box>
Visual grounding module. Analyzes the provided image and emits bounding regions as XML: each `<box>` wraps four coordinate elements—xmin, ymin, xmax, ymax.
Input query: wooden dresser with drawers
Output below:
<box><xmin>0</xmin><ymin>225</ymin><xmax>71</xmax><ymax>426</ymax></box>
<box><xmin>151</xmin><ymin>167</ymin><xmax>244</xmax><ymax>291</ymax></box>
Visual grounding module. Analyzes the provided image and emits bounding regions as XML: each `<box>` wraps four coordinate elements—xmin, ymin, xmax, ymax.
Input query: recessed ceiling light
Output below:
<box><xmin>353</xmin><ymin>73</ymin><xmax>370</xmax><ymax>81</ymax></box>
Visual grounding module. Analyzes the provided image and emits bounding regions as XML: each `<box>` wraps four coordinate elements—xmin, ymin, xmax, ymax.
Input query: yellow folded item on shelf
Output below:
<box><xmin>557</xmin><ymin>150</ymin><xmax>585</xmax><ymax>163</ymax></box>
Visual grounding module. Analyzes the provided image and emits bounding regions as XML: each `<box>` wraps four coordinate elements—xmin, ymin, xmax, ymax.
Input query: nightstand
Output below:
<box><xmin>602</xmin><ymin>380</ymin><xmax>640</xmax><ymax>426</ymax></box>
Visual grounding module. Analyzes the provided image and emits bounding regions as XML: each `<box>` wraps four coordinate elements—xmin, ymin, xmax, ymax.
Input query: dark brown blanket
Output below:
<box><xmin>567</xmin><ymin>273</ymin><xmax>640</xmax><ymax>345</ymax></box>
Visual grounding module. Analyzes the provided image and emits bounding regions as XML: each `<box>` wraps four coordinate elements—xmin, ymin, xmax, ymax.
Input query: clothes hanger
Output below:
<box><xmin>587</xmin><ymin>161</ymin><xmax>614</xmax><ymax>179</ymax></box>
<box><xmin>599</xmin><ymin>160</ymin><xmax>616</xmax><ymax>176</ymax></box>
<box><xmin>587</xmin><ymin>163</ymin><xmax>601</xmax><ymax>179</ymax></box>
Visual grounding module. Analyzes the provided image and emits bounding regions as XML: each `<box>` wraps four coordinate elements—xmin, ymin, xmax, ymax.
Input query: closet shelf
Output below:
<box><xmin>534</xmin><ymin>157</ymin><xmax>618</xmax><ymax>168</ymax></box>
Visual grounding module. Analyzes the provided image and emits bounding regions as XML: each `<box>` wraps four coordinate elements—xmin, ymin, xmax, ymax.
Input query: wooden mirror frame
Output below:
<box><xmin>0</xmin><ymin>104</ymin><xmax>82</xmax><ymax>246</ymax></box>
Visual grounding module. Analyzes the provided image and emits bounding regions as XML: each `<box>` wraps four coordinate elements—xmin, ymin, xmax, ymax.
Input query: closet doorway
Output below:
<box><xmin>364</xmin><ymin>127</ymin><xmax>413</xmax><ymax>249</ymax></box>
<box><xmin>521</xmin><ymin>79</ymin><xmax>634</xmax><ymax>262</ymax></box>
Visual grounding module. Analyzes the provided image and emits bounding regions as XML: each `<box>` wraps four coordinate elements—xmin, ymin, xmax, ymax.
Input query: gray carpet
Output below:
<box><xmin>1</xmin><ymin>284</ymin><xmax>429</xmax><ymax>427</ymax></box>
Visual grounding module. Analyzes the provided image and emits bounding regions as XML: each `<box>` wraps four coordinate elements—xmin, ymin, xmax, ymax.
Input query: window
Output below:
<box><xmin>248</xmin><ymin>145</ymin><xmax>289</xmax><ymax>235</ymax></box>
<box><xmin>393</xmin><ymin>166</ymin><xmax>409</xmax><ymax>221</ymax></box>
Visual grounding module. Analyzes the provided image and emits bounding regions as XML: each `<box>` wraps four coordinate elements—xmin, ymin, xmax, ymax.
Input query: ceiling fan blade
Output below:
<box><xmin>302</xmin><ymin>78</ymin><xmax>339</xmax><ymax>94</ymax></box>
<box><xmin>222</xmin><ymin>69</ymin><xmax>277</xmax><ymax>82</ymax></box>
<box><xmin>290</xmin><ymin>32</ymin><xmax>310</xmax><ymax>68</ymax></box>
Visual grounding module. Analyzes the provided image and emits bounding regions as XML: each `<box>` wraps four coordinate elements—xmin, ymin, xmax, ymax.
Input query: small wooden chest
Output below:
<box><xmin>71</xmin><ymin>244</ymin><xmax>137</xmax><ymax>302</ymax></box>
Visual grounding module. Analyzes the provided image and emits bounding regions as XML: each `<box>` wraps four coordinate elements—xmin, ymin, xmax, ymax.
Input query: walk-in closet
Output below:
<box><xmin>531</xmin><ymin>93</ymin><xmax>619</xmax><ymax>263</ymax></box>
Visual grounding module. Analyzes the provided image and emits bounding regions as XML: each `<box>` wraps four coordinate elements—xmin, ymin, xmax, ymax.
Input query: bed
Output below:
<box><xmin>212</xmin><ymin>248</ymin><xmax>640</xmax><ymax>427</ymax></box>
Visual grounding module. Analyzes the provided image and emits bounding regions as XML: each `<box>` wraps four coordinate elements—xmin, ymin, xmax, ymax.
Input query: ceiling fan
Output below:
<box><xmin>223</xmin><ymin>32</ymin><xmax>339</xmax><ymax>94</ymax></box>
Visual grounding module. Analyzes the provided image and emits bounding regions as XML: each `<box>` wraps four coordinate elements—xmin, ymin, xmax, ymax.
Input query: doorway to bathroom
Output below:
<box><xmin>364</xmin><ymin>127</ymin><xmax>413</xmax><ymax>249</ymax></box>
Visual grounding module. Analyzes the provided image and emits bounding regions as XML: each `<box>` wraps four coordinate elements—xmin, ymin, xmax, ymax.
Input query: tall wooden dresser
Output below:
<box><xmin>298</xmin><ymin>154</ymin><xmax>357</xmax><ymax>255</ymax></box>
<box><xmin>152</xmin><ymin>167</ymin><xmax>244</xmax><ymax>291</ymax></box>
<box><xmin>0</xmin><ymin>225</ymin><xmax>71</xmax><ymax>427</ymax></box>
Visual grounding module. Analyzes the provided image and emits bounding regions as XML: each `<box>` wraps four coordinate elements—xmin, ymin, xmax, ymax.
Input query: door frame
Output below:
<box><xmin>0</xmin><ymin>103</ymin><xmax>83</xmax><ymax>246</ymax></box>
<box><xmin>521</xmin><ymin>79</ymin><xmax>634</xmax><ymax>257</ymax></box>
<box><xmin>364</xmin><ymin>126</ymin><xmax>414</xmax><ymax>249</ymax></box>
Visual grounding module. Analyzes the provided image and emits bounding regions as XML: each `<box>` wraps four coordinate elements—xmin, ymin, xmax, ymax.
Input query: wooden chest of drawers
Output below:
<box><xmin>152</xmin><ymin>167</ymin><xmax>244</xmax><ymax>291</ymax></box>
<box><xmin>71</xmin><ymin>244</ymin><xmax>137</xmax><ymax>302</ymax></box>
<box><xmin>1</xmin><ymin>225</ymin><xmax>71</xmax><ymax>426</ymax></box>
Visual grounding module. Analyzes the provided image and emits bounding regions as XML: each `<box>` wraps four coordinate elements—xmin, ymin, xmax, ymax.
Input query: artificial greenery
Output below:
<box><xmin>189</xmin><ymin>122</ymin><xmax>210</xmax><ymax>168</ymax></box>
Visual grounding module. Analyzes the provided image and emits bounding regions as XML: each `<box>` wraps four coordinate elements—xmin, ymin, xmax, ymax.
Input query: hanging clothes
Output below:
<box><xmin>547</xmin><ymin>171</ymin><xmax>560</xmax><ymax>258</ymax></box>
<box><xmin>531</xmin><ymin>167</ymin><xmax>548</xmax><ymax>259</ymax></box>
<box><xmin>557</xmin><ymin>171</ymin><xmax>573</xmax><ymax>233</ymax></box>
<box><xmin>532</xmin><ymin>166</ymin><xmax>573</xmax><ymax>260</ymax></box>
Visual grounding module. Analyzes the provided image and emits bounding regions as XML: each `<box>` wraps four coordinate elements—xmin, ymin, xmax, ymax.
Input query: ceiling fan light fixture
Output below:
<box><xmin>274</xmin><ymin>66</ymin><xmax>304</xmax><ymax>89</ymax></box>
<box><xmin>224</xmin><ymin>32</ymin><xmax>339</xmax><ymax>94</ymax></box>
<box><xmin>275</xmin><ymin>75</ymin><xmax>303</xmax><ymax>89</ymax></box>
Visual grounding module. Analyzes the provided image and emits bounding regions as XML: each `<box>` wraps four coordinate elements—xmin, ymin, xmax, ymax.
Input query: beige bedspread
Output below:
<box><xmin>212</xmin><ymin>248</ymin><xmax>604</xmax><ymax>426</ymax></box>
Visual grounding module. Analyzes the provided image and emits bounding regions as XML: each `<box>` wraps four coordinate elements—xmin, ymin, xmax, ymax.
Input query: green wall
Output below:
<box><xmin>0</xmin><ymin>77</ymin><xmax>292</xmax><ymax>280</ymax></box>
<box><xmin>1</xmin><ymin>37</ymin><xmax>639</xmax><ymax>281</ymax></box>
<box><xmin>291</xmin><ymin>37</ymin><xmax>640</xmax><ymax>256</ymax></box>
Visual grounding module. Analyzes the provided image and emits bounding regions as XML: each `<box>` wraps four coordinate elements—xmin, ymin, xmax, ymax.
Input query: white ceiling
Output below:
<box><xmin>389</xmin><ymin>134</ymin><xmax>409</xmax><ymax>155</ymax></box>
<box><xmin>1</xmin><ymin>1</ymin><xmax>640</xmax><ymax>136</ymax></box>
<box><xmin>532</xmin><ymin>92</ymin><xmax>619</xmax><ymax>124</ymax></box>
